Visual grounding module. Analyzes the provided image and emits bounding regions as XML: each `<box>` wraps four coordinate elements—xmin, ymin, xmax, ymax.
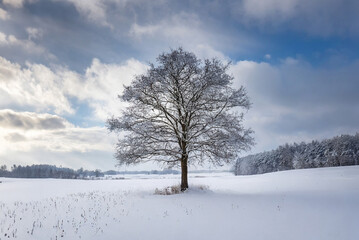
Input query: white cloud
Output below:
<box><xmin>0</xmin><ymin>8</ymin><xmax>9</xmax><ymax>20</ymax></box>
<box><xmin>58</xmin><ymin>0</ymin><xmax>112</xmax><ymax>28</ymax></box>
<box><xmin>0</xmin><ymin>56</ymin><xmax>147</xmax><ymax>120</ymax></box>
<box><xmin>0</xmin><ymin>109</ymin><xmax>119</xmax><ymax>170</ymax></box>
<box><xmin>2</xmin><ymin>0</ymin><xmax>38</xmax><ymax>8</ymax></box>
<box><xmin>0</xmin><ymin>31</ymin><xmax>53</xmax><ymax>58</ymax></box>
<box><xmin>129</xmin><ymin>12</ymin><xmax>229</xmax><ymax>60</ymax></box>
<box><xmin>0</xmin><ymin>32</ymin><xmax>6</xmax><ymax>43</ymax></box>
<box><xmin>2</xmin><ymin>0</ymin><xmax>25</xmax><ymax>8</ymax></box>
<box><xmin>129</xmin><ymin>12</ymin><xmax>202</xmax><ymax>38</ymax></box>
<box><xmin>58</xmin><ymin>0</ymin><xmax>167</xmax><ymax>28</ymax></box>
<box><xmin>0</xmin><ymin>110</ymin><xmax>115</xmax><ymax>153</ymax></box>
<box><xmin>0</xmin><ymin>56</ymin><xmax>74</xmax><ymax>114</ymax></box>
<box><xmin>129</xmin><ymin>23</ymin><xmax>161</xmax><ymax>38</ymax></box>
<box><xmin>62</xmin><ymin>58</ymin><xmax>148</xmax><ymax>120</ymax></box>
<box><xmin>26</xmin><ymin>27</ymin><xmax>43</xmax><ymax>40</ymax></box>
<box><xmin>241</xmin><ymin>0</ymin><xmax>298</xmax><ymax>20</ymax></box>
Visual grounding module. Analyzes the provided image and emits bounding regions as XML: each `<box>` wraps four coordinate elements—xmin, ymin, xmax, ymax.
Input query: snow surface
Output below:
<box><xmin>0</xmin><ymin>166</ymin><xmax>358</xmax><ymax>240</ymax></box>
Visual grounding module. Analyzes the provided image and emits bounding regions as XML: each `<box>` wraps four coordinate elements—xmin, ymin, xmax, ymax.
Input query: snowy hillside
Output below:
<box><xmin>0</xmin><ymin>166</ymin><xmax>358</xmax><ymax>240</ymax></box>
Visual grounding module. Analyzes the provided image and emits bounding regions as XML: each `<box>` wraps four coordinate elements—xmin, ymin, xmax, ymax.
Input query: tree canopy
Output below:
<box><xmin>108</xmin><ymin>48</ymin><xmax>253</xmax><ymax>190</ymax></box>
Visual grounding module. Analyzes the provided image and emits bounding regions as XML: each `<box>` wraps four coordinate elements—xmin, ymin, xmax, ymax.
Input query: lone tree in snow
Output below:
<box><xmin>107</xmin><ymin>48</ymin><xmax>253</xmax><ymax>191</ymax></box>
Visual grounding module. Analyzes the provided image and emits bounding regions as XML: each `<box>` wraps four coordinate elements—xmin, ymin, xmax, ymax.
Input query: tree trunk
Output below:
<box><xmin>180</xmin><ymin>155</ymin><xmax>188</xmax><ymax>191</ymax></box>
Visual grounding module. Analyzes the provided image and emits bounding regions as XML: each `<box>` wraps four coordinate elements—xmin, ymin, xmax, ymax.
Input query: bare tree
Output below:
<box><xmin>108</xmin><ymin>48</ymin><xmax>253</xmax><ymax>191</ymax></box>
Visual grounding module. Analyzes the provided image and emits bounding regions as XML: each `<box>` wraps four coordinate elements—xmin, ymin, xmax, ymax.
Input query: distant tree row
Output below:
<box><xmin>234</xmin><ymin>133</ymin><xmax>359</xmax><ymax>175</ymax></box>
<box><xmin>0</xmin><ymin>164</ymin><xmax>104</xmax><ymax>179</ymax></box>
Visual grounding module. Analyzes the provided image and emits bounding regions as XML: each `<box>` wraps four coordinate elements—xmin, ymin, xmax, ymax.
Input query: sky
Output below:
<box><xmin>0</xmin><ymin>0</ymin><xmax>358</xmax><ymax>171</ymax></box>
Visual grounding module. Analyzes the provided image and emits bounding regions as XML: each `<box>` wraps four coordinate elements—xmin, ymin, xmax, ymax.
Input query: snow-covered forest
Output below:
<box><xmin>235</xmin><ymin>133</ymin><xmax>359</xmax><ymax>175</ymax></box>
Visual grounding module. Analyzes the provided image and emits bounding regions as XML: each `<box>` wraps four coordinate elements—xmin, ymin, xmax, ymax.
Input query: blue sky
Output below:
<box><xmin>0</xmin><ymin>0</ymin><xmax>358</xmax><ymax>170</ymax></box>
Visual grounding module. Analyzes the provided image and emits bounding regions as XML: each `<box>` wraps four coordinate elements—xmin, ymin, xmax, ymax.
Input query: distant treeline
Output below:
<box><xmin>0</xmin><ymin>164</ymin><xmax>104</xmax><ymax>179</ymax></box>
<box><xmin>235</xmin><ymin>133</ymin><xmax>359</xmax><ymax>175</ymax></box>
<box><xmin>0</xmin><ymin>164</ymin><xmax>181</xmax><ymax>179</ymax></box>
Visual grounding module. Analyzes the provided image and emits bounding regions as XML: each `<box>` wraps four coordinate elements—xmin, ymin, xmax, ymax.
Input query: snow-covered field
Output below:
<box><xmin>0</xmin><ymin>166</ymin><xmax>358</xmax><ymax>240</ymax></box>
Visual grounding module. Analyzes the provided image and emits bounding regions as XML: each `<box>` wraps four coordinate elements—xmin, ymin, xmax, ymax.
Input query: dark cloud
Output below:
<box><xmin>0</xmin><ymin>0</ymin><xmax>253</xmax><ymax>70</ymax></box>
<box><xmin>1</xmin><ymin>0</ymin><xmax>358</xmax><ymax>73</ymax></box>
<box><xmin>0</xmin><ymin>109</ymin><xmax>69</xmax><ymax>130</ymax></box>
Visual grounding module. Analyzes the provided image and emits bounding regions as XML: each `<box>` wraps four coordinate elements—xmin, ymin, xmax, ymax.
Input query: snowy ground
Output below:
<box><xmin>0</xmin><ymin>166</ymin><xmax>358</xmax><ymax>240</ymax></box>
